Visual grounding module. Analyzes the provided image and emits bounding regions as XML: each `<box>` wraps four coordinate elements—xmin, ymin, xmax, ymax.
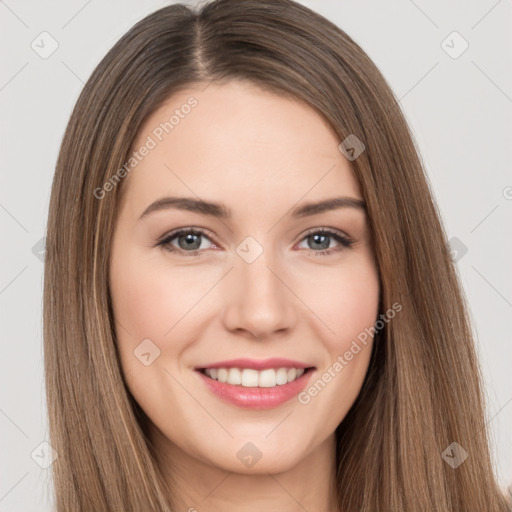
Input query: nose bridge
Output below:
<box><xmin>238</xmin><ymin>249</ymin><xmax>281</xmax><ymax>300</ymax></box>
<box><xmin>222</xmin><ymin>235</ymin><xmax>296</xmax><ymax>337</ymax></box>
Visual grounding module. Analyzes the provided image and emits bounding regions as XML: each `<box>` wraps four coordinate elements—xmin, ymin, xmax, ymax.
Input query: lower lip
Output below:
<box><xmin>196</xmin><ymin>369</ymin><xmax>314</xmax><ymax>409</ymax></box>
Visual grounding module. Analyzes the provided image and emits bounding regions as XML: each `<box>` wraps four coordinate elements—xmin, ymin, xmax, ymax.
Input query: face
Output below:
<box><xmin>109</xmin><ymin>80</ymin><xmax>380</xmax><ymax>475</ymax></box>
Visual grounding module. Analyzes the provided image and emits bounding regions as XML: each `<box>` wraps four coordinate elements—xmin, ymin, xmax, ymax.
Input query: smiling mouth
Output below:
<box><xmin>197</xmin><ymin>366</ymin><xmax>315</xmax><ymax>388</ymax></box>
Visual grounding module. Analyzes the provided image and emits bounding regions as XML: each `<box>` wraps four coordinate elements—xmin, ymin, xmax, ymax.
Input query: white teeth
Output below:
<box><xmin>217</xmin><ymin>368</ymin><xmax>228</xmax><ymax>383</ymax></box>
<box><xmin>241</xmin><ymin>369</ymin><xmax>259</xmax><ymax>387</ymax></box>
<box><xmin>276</xmin><ymin>368</ymin><xmax>288</xmax><ymax>385</ymax></box>
<box><xmin>227</xmin><ymin>367</ymin><xmax>242</xmax><ymax>385</ymax></box>
<box><xmin>258</xmin><ymin>369</ymin><xmax>276</xmax><ymax>388</ymax></box>
<box><xmin>202</xmin><ymin>367</ymin><xmax>307</xmax><ymax>387</ymax></box>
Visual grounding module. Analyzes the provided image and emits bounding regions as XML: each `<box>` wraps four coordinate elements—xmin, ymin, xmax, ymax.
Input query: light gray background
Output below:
<box><xmin>1</xmin><ymin>0</ymin><xmax>511</xmax><ymax>510</ymax></box>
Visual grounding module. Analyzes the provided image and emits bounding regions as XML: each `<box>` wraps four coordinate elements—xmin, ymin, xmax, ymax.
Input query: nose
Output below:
<box><xmin>221</xmin><ymin>249</ymin><xmax>298</xmax><ymax>340</ymax></box>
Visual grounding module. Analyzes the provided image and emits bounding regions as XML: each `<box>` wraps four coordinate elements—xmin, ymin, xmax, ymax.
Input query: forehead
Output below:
<box><xmin>123</xmin><ymin>80</ymin><xmax>361</xmax><ymax>211</ymax></box>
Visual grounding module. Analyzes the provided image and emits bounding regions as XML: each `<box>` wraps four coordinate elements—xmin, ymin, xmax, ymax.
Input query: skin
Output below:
<box><xmin>109</xmin><ymin>80</ymin><xmax>380</xmax><ymax>512</ymax></box>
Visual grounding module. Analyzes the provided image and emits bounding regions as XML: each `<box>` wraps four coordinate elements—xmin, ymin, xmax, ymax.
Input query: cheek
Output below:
<box><xmin>298</xmin><ymin>253</ymin><xmax>379</xmax><ymax>406</ymax></box>
<box><xmin>109</xmin><ymin>247</ymin><xmax>226</xmax><ymax>399</ymax></box>
<box><xmin>108</xmin><ymin>246</ymin><xmax>181</xmax><ymax>385</ymax></box>
<box><xmin>110</xmin><ymin>251</ymin><xmax>210</xmax><ymax>344</ymax></box>
<box><xmin>303</xmin><ymin>254</ymin><xmax>380</xmax><ymax>348</ymax></box>
<box><xmin>296</xmin><ymin>265</ymin><xmax>379</xmax><ymax>427</ymax></box>
<box><xmin>109</xmin><ymin>254</ymin><xmax>194</xmax><ymax>420</ymax></box>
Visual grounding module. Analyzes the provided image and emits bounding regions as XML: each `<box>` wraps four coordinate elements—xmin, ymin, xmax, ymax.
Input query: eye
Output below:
<box><xmin>157</xmin><ymin>227</ymin><xmax>355</xmax><ymax>257</ymax></box>
<box><xmin>157</xmin><ymin>228</ymin><xmax>216</xmax><ymax>256</ymax></box>
<box><xmin>296</xmin><ymin>228</ymin><xmax>355</xmax><ymax>256</ymax></box>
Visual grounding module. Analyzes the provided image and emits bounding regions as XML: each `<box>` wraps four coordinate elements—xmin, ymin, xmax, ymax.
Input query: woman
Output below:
<box><xmin>43</xmin><ymin>0</ymin><xmax>511</xmax><ymax>510</ymax></box>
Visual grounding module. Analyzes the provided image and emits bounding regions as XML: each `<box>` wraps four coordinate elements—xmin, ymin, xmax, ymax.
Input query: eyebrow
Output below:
<box><xmin>138</xmin><ymin>196</ymin><xmax>366</xmax><ymax>220</ymax></box>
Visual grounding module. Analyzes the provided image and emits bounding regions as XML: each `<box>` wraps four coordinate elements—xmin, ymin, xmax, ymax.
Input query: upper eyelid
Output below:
<box><xmin>301</xmin><ymin>226</ymin><xmax>352</xmax><ymax>240</ymax></box>
<box><xmin>157</xmin><ymin>226</ymin><xmax>212</xmax><ymax>243</ymax></box>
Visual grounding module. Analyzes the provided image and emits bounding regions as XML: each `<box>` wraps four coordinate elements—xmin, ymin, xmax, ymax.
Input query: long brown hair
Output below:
<box><xmin>43</xmin><ymin>0</ymin><xmax>510</xmax><ymax>509</ymax></box>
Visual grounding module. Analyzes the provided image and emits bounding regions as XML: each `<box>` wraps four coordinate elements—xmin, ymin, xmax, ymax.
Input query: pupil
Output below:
<box><xmin>180</xmin><ymin>233</ymin><xmax>201</xmax><ymax>250</ymax></box>
<box><xmin>311</xmin><ymin>234</ymin><xmax>329</xmax><ymax>250</ymax></box>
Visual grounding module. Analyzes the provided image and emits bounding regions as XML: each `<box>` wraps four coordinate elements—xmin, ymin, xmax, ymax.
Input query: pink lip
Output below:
<box><xmin>195</xmin><ymin>358</ymin><xmax>312</xmax><ymax>371</ymax></box>
<box><xmin>195</xmin><ymin>367</ymin><xmax>315</xmax><ymax>409</ymax></box>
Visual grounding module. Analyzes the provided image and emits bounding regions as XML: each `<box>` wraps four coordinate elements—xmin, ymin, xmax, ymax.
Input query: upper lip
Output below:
<box><xmin>195</xmin><ymin>358</ymin><xmax>314</xmax><ymax>371</ymax></box>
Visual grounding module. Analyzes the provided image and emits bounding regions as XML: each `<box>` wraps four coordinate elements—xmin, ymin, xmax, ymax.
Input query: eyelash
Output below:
<box><xmin>156</xmin><ymin>227</ymin><xmax>355</xmax><ymax>257</ymax></box>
